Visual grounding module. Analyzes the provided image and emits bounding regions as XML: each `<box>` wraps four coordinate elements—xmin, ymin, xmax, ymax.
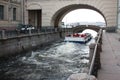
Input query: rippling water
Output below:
<box><xmin>0</xmin><ymin>40</ymin><xmax>94</xmax><ymax>80</ymax></box>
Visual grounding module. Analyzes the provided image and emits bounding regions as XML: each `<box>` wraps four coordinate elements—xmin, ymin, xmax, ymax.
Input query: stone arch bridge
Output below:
<box><xmin>73</xmin><ymin>25</ymin><xmax>102</xmax><ymax>33</ymax></box>
<box><xmin>25</xmin><ymin>0</ymin><xmax>117</xmax><ymax>32</ymax></box>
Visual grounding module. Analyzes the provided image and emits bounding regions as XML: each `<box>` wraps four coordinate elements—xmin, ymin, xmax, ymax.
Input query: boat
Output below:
<box><xmin>64</xmin><ymin>32</ymin><xmax>92</xmax><ymax>43</ymax></box>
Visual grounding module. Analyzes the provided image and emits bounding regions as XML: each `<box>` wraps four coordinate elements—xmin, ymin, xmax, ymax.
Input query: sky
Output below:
<box><xmin>62</xmin><ymin>9</ymin><xmax>105</xmax><ymax>24</ymax></box>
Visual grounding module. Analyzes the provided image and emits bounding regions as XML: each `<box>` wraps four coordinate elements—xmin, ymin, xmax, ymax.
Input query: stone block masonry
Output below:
<box><xmin>0</xmin><ymin>32</ymin><xmax>62</xmax><ymax>57</ymax></box>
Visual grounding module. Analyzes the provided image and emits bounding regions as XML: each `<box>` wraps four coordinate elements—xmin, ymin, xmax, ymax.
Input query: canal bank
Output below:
<box><xmin>0</xmin><ymin>31</ymin><xmax>66</xmax><ymax>58</ymax></box>
<box><xmin>0</xmin><ymin>40</ymin><xmax>90</xmax><ymax>80</ymax></box>
<box><xmin>0</xmin><ymin>28</ymin><xmax>103</xmax><ymax>80</ymax></box>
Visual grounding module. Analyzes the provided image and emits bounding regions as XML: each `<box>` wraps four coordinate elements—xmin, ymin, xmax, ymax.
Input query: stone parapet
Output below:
<box><xmin>0</xmin><ymin>32</ymin><xmax>62</xmax><ymax>57</ymax></box>
<box><xmin>67</xmin><ymin>73</ymin><xmax>97</xmax><ymax>80</ymax></box>
<box><xmin>105</xmin><ymin>26</ymin><xmax>117</xmax><ymax>32</ymax></box>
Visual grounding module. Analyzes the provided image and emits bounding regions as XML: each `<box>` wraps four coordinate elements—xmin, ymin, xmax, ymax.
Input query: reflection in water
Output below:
<box><xmin>0</xmin><ymin>39</ymin><xmax>95</xmax><ymax>80</ymax></box>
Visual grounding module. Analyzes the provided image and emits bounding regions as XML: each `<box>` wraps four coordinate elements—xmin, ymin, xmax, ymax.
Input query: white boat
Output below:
<box><xmin>64</xmin><ymin>33</ymin><xmax>92</xmax><ymax>43</ymax></box>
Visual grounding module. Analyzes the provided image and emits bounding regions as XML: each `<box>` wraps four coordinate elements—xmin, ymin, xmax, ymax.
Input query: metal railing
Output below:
<box><xmin>0</xmin><ymin>27</ymin><xmax>69</xmax><ymax>39</ymax></box>
<box><xmin>88</xmin><ymin>29</ymin><xmax>102</xmax><ymax>75</ymax></box>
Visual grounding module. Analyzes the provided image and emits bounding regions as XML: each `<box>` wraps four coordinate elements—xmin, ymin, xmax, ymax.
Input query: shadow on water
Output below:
<box><xmin>0</xmin><ymin>40</ymin><xmax>94</xmax><ymax>80</ymax></box>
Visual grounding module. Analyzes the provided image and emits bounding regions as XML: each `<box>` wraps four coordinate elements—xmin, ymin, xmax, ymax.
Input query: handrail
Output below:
<box><xmin>0</xmin><ymin>28</ymin><xmax>69</xmax><ymax>39</ymax></box>
<box><xmin>88</xmin><ymin>29</ymin><xmax>102</xmax><ymax>75</ymax></box>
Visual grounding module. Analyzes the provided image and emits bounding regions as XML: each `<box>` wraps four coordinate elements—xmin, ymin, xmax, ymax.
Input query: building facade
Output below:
<box><xmin>118</xmin><ymin>0</ymin><xmax>120</xmax><ymax>29</ymax></box>
<box><xmin>0</xmin><ymin>0</ymin><xmax>118</xmax><ymax>30</ymax></box>
<box><xmin>25</xmin><ymin>0</ymin><xmax>117</xmax><ymax>31</ymax></box>
<box><xmin>0</xmin><ymin>0</ymin><xmax>22</xmax><ymax>30</ymax></box>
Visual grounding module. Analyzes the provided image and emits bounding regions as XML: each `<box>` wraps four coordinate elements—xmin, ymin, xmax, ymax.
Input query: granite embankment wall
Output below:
<box><xmin>0</xmin><ymin>32</ymin><xmax>65</xmax><ymax>57</ymax></box>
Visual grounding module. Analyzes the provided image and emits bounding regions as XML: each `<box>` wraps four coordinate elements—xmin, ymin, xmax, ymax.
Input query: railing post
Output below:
<box><xmin>45</xmin><ymin>27</ymin><xmax>47</xmax><ymax>33</ymax></box>
<box><xmin>38</xmin><ymin>29</ymin><xmax>40</xmax><ymax>33</ymax></box>
<box><xmin>96</xmin><ymin>43</ymin><xmax>101</xmax><ymax>69</ymax></box>
<box><xmin>55</xmin><ymin>28</ymin><xmax>57</xmax><ymax>32</ymax></box>
<box><xmin>2</xmin><ymin>30</ymin><xmax>6</xmax><ymax>39</ymax></box>
<box><xmin>29</xmin><ymin>29</ymin><xmax>31</xmax><ymax>35</ymax></box>
<box><xmin>51</xmin><ymin>28</ymin><xmax>53</xmax><ymax>33</ymax></box>
<box><xmin>89</xmin><ymin>43</ymin><xmax>96</xmax><ymax>63</ymax></box>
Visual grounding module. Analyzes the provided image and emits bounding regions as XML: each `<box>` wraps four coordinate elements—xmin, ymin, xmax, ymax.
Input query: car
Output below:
<box><xmin>25</xmin><ymin>24</ymin><xmax>35</xmax><ymax>30</ymax></box>
<box><xmin>16</xmin><ymin>24</ymin><xmax>35</xmax><ymax>33</ymax></box>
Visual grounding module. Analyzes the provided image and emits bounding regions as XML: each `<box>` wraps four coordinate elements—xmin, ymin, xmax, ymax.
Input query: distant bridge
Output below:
<box><xmin>72</xmin><ymin>25</ymin><xmax>102</xmax><ymax>33</ymax></box>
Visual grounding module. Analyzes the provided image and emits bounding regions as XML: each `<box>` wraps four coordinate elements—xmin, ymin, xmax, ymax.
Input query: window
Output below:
<box><xmin>13</xmin><ymin>8</ymin><xmax>16</xmax><ymax>21</ymax></box>
<box><xmin>0</xmin><ymin>5</ymin><xmax>4</xmax><ymax>20</ymax></box>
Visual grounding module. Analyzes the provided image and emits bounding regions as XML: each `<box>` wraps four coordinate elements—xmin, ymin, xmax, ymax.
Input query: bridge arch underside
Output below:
<box><xmin>52</xmin><ymin>4</ymin><xmax>107</xmax><ymax>28</ymax></box>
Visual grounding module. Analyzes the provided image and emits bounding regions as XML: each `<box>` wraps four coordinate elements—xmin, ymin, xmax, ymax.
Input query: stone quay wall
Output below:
<box><xmin>0</xmin><ymin>32</ymin><xmax>65</xmax><ymax>58</ymax></box>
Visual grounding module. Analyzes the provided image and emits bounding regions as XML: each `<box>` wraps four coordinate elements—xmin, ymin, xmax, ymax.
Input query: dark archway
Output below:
<box><xmin>51</xmin><ymin>4</ymin><xmax>107</xmax><ymax>28</ymax></box>
<box><xmin>28</xmin><ymin>10</ymin><xmax>42</xmax><ymax>29</ymax></box>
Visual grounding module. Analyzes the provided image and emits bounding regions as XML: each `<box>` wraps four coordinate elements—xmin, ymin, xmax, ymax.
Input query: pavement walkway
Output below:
<box><xmin>98</xmin><ymin>31</ymin><xmax>120</xmax><ymax>80</ymax></box>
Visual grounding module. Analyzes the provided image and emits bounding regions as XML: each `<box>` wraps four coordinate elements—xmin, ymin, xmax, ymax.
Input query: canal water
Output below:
<box><xmin>0</xmin><ymin>30</ymin><xmax>96</xmax><ymax>80</ymax></box>
<box><xmin>0</xmin><ymin>40</ymin><xmax>95</xmax><ymax>80</ymax></box>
